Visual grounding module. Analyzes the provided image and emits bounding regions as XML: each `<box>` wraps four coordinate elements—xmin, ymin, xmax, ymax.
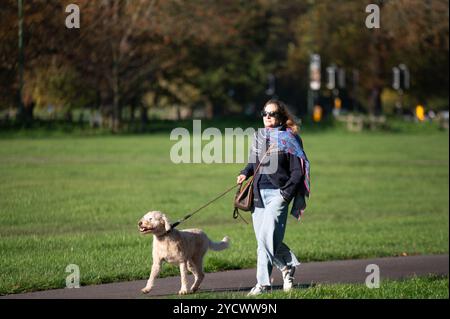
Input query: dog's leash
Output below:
<box><xmin>170</xmin><ymin>183</ymin><xmax>248</xmax><ymax>229</ymax></box>
<box><xmin>170</xmin><ymin>145</ymin><xmax>276</xmax><ymax>229</ymax></box>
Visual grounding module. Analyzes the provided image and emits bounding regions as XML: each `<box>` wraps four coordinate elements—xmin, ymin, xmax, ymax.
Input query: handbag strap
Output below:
<box><xmin>243</xmin><ymin>143</ymin><xmax>275</xmax><ymax>187</ymax></box>
<box><xmin>233</xmin><ymin>143</ymin><xmax>275</xmax><ymax>223</ymax></box>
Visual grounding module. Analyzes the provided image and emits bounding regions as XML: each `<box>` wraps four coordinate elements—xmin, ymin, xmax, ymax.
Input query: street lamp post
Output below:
<box><xmin>308</xmin><ymin>53</ymin><xmax>321</xmax><ymax>117</ymax></box>
<box><xmin>265</xmin><ymin>73</ymin><xmax>276</xmax><ymax>97</ymax></box>
<box><xmin>18</xmin><ymin>0</ymin><xmax>25</xmax><ymax>121</ymax></box>
<box><xmin>351</xmin><ymin>69</ymin><xmax>359</xmax><ymax>112</ymax></box>
<box><xmin>392</xmin><ymin>64</ymin><xmax>410</xmax><ymax>115</ymax></box>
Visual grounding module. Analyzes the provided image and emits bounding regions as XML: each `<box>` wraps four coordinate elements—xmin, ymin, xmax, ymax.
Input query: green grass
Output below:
<box><xmin>0</xmin><ymin>127</ymin><xmax>448</xmax><ymax>295</ymax></box>
<box><xmin>175</xmin><ymin>275</ymin><xmax>449</xmax><ymax>299</ymax></box>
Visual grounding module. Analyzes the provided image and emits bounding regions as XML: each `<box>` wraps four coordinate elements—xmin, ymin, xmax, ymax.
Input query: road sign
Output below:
<box><xmin>392</xmin><ymin>66</ymin><xmax>401</xmax><ymax>90</ymax></box>
<box><xmin>310</xmin><ymin>54</ymin><xmax>321</xmax><ymax>91</ymax></box>
<box><xmin>326</xmin><ymin>66</ymin><xmax>336</xmax><ymax>90</ymax></box>
<box><xmin>399</xmin><ymin>64</ymin><xmax>410</xmax><ymax>90</ymax></box>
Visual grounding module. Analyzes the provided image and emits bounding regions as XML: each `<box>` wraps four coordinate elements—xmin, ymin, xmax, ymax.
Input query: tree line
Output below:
<box><xmin>0</xmin><ymin>0</ymin><xmax>448</xmax><ymax>130</ymax></box>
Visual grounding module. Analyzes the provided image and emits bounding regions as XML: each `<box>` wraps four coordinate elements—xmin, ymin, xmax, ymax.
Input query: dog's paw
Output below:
<box><xmin>178</xmin><ymin>288</ymin><xmax>191</xmax><ymax>295</ymax></box>
<box><xmin>141</xmin><ymin>287</ymin><xmax>152</xmax><ymax>294</ymax></box>
<box><xmin>190</xmin><ymin>286</ymin><xmax>199</xmax><ymax>293</ymax></box>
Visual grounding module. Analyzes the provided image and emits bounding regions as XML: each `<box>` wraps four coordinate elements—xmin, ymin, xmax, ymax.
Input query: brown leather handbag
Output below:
<box><xmin>234</xmin><ymin>175</ymin><xmax>255</xmax><ymax>211</ymax></box>
<box><xmin>234</xmin><ymin>145</ymin><xmax>273</xmax><ymax>214</ymax></box>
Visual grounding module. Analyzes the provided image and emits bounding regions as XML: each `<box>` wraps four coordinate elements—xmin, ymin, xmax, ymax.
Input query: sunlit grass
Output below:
<box><xmin>0</xmin><ymin>129</ymin><xmax>448</xmax><ymax>295</ymax></box>
<box><xmin>175</xmin><ymin>275</ymin><xmax>449</xmax><ymax>299</ymax></box>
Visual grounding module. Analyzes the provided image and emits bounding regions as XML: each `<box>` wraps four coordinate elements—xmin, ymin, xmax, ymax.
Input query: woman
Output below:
<box><xmin>237</xmin><ymin>99</ymin><xmax>310</xmax><ymax>296</ymax></box>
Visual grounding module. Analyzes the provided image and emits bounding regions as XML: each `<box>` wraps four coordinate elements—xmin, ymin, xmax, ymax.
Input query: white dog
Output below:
<box><xmin>138</xmin><ymin>211</ymin><xmax>230</xmax><ymax>295</ymax></box>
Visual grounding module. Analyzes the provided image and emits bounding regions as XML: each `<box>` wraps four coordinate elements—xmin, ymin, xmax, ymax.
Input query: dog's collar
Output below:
<box><xmin>155</xmin><ymin>228</ymin><xmax>173</xmax><ymax>239</ymax></box>
<box><xmin>155</xmin><ymin>222</ymin><xmax>178</xmax><ymax>239</ymax></box>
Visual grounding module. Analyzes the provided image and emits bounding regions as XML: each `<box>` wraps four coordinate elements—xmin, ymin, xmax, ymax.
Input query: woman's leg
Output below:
<box><xmin>274</xmin><ymin>243</ymin><xmax>301</xmax><ymax>270</ymax></box>
<box><xmin>271</xmin><ymin>190</ymin><xmax>300</xmax><ymax>270</ymax></box>
<box><xmin>272</xmin><ymin>191</ymin><xmax>301</xmax><ymax>270</ymax></box>
<box><xmin>251</xmin><ymin>194</ymin><xmax>272</xmax><ymax>286</ymax></box>
<box><xmin>252</xmin><ymin>188</ymin><xmax>298</xmax><ymax>286</ymax></box>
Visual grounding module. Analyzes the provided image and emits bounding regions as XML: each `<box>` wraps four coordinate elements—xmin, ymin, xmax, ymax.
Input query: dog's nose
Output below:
<box><xmin>138</xmin><ymin>221</ymin><xmax>142</xmax><ymax>227</ymax></box>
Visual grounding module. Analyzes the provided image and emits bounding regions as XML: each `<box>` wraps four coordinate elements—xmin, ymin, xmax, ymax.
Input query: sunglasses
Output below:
<box><xmin>261</xmin><ymin>111</ymin><xmax>280</xmax><ymax>118</ymax></box>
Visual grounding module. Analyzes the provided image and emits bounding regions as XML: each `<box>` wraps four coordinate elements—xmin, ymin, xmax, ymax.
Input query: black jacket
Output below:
<box><xmin>239</xmin><ymin>149</ymin><xmax>303</xmax><ymax>208</ymax></box>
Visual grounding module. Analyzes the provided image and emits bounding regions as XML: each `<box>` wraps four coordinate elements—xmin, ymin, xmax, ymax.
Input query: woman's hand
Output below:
<box><xmin>236</xmin><ymin>174</ymin><xmax>247</xmax><ymax>184</ymax></box>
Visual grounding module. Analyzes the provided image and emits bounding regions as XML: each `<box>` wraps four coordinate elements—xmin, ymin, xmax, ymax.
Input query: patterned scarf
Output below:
<box><xmin>251</xmin><ymin>126</ymin><xmax>310</xmax><ymax>196</ymax></box>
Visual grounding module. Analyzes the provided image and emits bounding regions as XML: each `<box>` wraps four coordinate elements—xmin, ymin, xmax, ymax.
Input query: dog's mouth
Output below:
<box><xmin>139</xmin><ymin>226</ymin><xmax>154</xmax><ymax>234</ymax></box>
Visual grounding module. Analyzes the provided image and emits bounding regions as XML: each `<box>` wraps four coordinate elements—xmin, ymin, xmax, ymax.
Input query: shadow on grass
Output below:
<box><xmin>198</xmin><ymin>283</ymin><xmax>316</xmax><ymax>294</ymax></box>
<box><xmin>155</xmin><ymin>283</ymin><xmax>317</xmax><ymax>299</ymax></box>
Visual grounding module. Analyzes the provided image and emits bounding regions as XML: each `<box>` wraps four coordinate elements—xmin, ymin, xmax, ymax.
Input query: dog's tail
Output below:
<box><xmin>208</xmin><ymin>236</ymin><xmax>230</xmax><ymax>251</ymax></box>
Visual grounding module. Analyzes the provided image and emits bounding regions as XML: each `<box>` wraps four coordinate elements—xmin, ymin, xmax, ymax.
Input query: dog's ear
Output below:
<box><xmin>161</xmin><ymin>214</ymin><xmax>171</xmax><ymax>232</ymax></box>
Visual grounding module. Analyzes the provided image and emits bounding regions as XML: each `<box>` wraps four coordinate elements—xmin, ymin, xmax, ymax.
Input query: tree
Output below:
<box><xmin>287</xmin><ymin>0</ymin><xmax>449</xmax><ymax>114</ymax></box>
<box><xmin>0</xmin><ymin>1</ymin><xmax>18</xmax><ymax>112</ymax></box>
<box><xmin>383</xmin><ymin>0</ymin><xmax>449</xmax><ymax>103</ymax></box>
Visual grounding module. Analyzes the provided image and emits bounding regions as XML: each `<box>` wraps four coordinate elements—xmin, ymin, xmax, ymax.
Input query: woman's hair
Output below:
<box><xmin>263</xmin><ymin>99</ymin><xmax>299</xmax><ymax>133</ymax></box>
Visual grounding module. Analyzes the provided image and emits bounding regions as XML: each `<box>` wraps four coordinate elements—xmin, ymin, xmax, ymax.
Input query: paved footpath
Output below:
<box><xmin>2</xmin><ymin>254</ymin><xmax>448</xmax><ymax>299</ymax></box>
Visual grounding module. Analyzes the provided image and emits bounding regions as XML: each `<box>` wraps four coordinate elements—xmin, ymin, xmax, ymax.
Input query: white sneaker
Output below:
<box><xmin>247</xmin><ymin>284</ymin><xmax>269</xmax><ymax>296</ymax></box>
<box><xmin>282</xmin><ymin>267</ymin><xmax>296</xmax><ymax>291</ymax></box>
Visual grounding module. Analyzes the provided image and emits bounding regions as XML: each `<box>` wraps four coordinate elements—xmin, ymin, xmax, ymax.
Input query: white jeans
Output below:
<box><xmin>252</xmin><ymin>188</ymin><xmax>301</xmax><ymax>286</ymax></box>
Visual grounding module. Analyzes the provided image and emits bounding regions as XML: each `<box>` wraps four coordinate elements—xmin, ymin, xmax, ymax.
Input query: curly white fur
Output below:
<box><xmin>138</xmin><ymin>211</ymin><xmax>230</xmax><ymax>295</ymax></box>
